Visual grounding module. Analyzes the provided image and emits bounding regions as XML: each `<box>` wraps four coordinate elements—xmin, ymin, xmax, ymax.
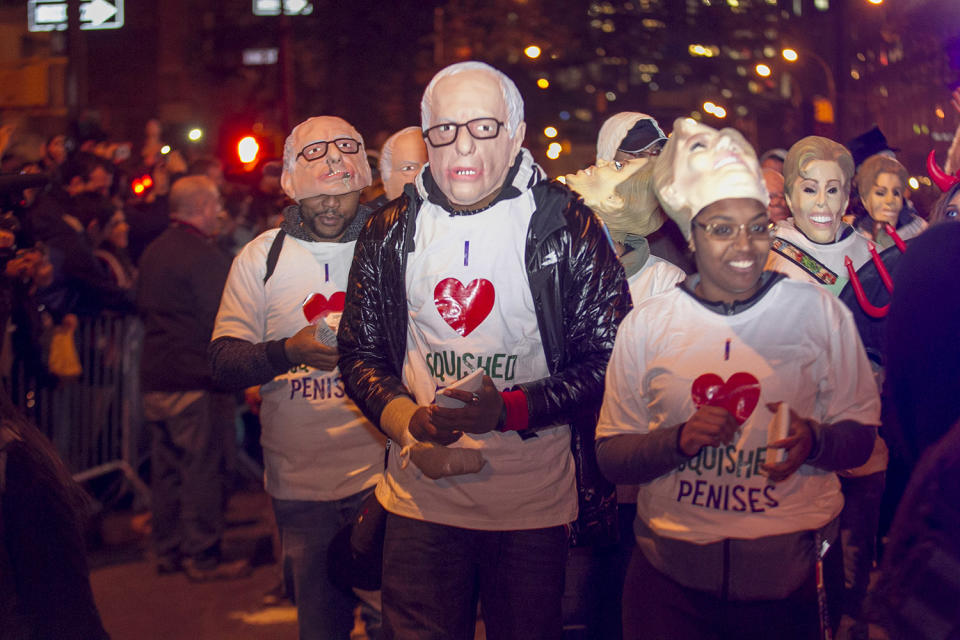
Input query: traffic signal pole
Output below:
<box><xmin>66</xmin><ymin>0</ymin><xmax>89</xmax><ymax>111</ymax></box>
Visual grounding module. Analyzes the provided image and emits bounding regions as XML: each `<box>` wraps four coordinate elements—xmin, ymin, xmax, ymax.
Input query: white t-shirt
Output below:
<box><xmin>766</xmin><ymin>219</ymin><xmax>872</xmax><ymax>295</ymax></box>
<box><xmin>628</xmin><ymin>254</ymin><xmax>686</xmax><ymax>303</ymax></box>
<box><xmin>375</xmin><ymin>194</ymin><xmax>578</xmax><ymax>531</ymax></box>
<box><xmin>597</xmin><ymin>278</ymin><xmax>880</xmax><ymax>545</ymax></box>
<box><xmin>213</xmin><ymin>229</ymin><xmax>385</xmax><ymax>501</ymax></box>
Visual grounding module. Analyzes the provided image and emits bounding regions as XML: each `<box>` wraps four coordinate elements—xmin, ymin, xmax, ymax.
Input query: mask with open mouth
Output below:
<box><xmin>281</xmin><ymin>116</ymin><xmax>372</xmax><ymax>202</ymax></box>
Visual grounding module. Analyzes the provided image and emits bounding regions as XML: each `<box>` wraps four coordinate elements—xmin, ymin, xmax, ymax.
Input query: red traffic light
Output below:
<box><xmin>237</xmin><ymin>136</ymin><xmax>260</xmax><ymax>164</ymax></box>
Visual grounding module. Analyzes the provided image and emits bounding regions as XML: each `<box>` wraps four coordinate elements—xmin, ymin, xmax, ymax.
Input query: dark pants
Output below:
<box><xmin>561</xmin><ymin>502</ymin><xmax>635</xmax><ymax>639</ymax></box>
<box><xmin>272</xmin><ymin>491</ymin><xmax>376</xmax><ymax>640</ymax></box>
<box><xmin>146</xmin><ymin>390</ymin><xmax>233</xmax><ymax>559</ymax></box>
<box><xmin>839</xmin><ymin>471</ymin><xmax>886</xmax><ymax>618</ymax></box>
<box><xmin>622</xmin><ymin>547</ymin><xmax>824</xmax><ymax>640</ymax></box>
<box><xmin>381</xmin><ymin>513</ymin><xmax>567</xmax><ymax>640</ymax></box>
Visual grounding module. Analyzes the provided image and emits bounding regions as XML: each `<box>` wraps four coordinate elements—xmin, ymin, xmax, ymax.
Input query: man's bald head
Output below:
<box><xmin>170</xmin><ymin>175</ymin><xmax>223</xmax><ymax>237</ymax></box>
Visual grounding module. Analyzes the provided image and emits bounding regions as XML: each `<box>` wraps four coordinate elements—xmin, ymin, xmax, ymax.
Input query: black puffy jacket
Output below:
<box><xmin>338</xmin><ymin>158</ymin><xmax>631</xmax><ymax>545</ymax></box>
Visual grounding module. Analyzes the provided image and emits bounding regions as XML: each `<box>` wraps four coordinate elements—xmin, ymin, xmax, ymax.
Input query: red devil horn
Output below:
<box><xmin>926</xmin><ymin>149</ymin><xmax>960</xmax><ymax>192</ymax></box>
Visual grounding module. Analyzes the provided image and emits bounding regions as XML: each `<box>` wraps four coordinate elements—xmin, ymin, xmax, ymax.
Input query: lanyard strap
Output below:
<box><xmin>772</xmin><ymin>237</ymin><xmax>839</xmax><ymax>286</ymax></box>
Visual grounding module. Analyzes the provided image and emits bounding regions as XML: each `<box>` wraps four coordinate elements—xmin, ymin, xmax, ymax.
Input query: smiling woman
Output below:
<box><xmin>598</xmin><ymin>119</ymin><xmax>881</xmax><ymax>640</ymax></box>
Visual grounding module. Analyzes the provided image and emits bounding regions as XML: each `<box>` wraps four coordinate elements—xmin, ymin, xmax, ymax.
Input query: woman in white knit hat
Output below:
<box><xmin>593</xmin><ymin>112</ymin><xmax>694</xmax><ymax>273</ymax></box>
<box><xmin>595</xmin><ymin>118</ymin><xmax>881</xmax><ymax>640</ymax></box>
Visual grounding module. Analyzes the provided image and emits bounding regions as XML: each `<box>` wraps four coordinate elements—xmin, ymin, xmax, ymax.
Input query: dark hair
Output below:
<box><xmin>884</xmin><ymin>223</ymin><xmax>960</xmax><ymax>464</ymax></box>
<box><xmin>929</xmin><ymin>182</ymin><xmax>960</xmax><ymax>224</ymax></box>
<box><xmin>0</xmin><ymin>390</ymin><xmax>90</xmax><ymax>525</ymax></box>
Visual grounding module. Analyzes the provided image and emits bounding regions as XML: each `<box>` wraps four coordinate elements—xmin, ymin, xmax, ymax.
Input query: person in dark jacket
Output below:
<box><xmin>868</xmin><ymin>223</ymin><xmax>960</xmax><ymax>640</ymax></box>
<box><xmin>26</xmin><ymin>152</ymin><xmax>131</xmax><ymax>318</ymax></box>
<box><xmin>137</xmin><ymin>175</ymin><xmax>248</xmax><ymax>581</ymax></box>
<box><xmin>338</xmin><ymin>61</ymin><xmax>631</xmax><ymax>639</ymax></box>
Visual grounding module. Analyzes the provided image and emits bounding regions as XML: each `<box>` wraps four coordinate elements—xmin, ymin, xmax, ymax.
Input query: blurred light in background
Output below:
<box><xmin>237</xmin><ymin>136</ymin><xmax>259</xmax><ymax>164</ymax></box>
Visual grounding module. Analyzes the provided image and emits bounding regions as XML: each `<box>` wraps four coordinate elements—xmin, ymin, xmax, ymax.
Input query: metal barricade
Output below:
<box><xmin>6</xmin><ymin>312</ymin><xmax>150</xmax><ymax>504</ymax></box>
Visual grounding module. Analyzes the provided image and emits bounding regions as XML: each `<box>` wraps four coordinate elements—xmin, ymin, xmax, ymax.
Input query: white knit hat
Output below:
<box><xmin>596</xmin><ymin>112</ymin><xmax>666</xmax><ymax>164</ymax></box>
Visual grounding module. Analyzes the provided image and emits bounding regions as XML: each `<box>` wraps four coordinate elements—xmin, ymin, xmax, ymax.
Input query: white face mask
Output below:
<box><xmin>655</xmin><ymin>118</ymin><xmax>768</xmax><ymax>239</ymax></box>
<box><xmin>424</xmin><ymin>69</ymin><xmax>525</xmax><ymax>207</ymax></box>
<box><xmin>281</xmin><ymin>116</ymin><xmax>372</xmax><ymax>202</ymax></box>
<box><xmin>787</xmin><ymin>160</ymin><xmax>849</xmax><ymax>244</ymax></box>
<box><xmin>672</xmin><ymin>121</ymin><xmax>764</xmax><ymax>211</ymax></box>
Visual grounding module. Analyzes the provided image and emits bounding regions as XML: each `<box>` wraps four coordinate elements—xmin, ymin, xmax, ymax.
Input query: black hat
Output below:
<box><xmin>618</xmin><ymin>119</ymin><xmax>668</xmax><ymax>153</ymax></box>
<box><xmin>847</xmin><ymin>126</ymin><xmax>899</xmax><ymax>168</ymax></box>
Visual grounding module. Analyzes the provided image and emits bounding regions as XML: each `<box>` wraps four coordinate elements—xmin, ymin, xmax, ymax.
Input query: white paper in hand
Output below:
<box><xmin>313</xmin><ymin>319</ymin><xmax>338</xmax><ymax>347</ymax></box>
<box><xmin>434</xmin><ymin>368</ymin><xmax>484</xmax><ymax>408</ymax></box>
<box><xmin>766</xmin><ymin>402</ymin><xmax>790</xmax><ymax>464</ymax></box>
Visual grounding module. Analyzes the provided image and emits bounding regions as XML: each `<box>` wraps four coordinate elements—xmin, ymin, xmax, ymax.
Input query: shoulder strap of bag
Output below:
<box><xmin>771</xmin><ymin>236</ymin><xmax>839</xmax><ymax>286</ymax></box>
<box><xmin>263</xmin><ymin>229</ymin><xmax>286</xmax><ymax>284</ymax></box>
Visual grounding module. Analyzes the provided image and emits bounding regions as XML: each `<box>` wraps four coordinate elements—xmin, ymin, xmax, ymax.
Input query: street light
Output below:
<box><xmin>524</xmin><ymin>45</ymin><xmax>541</xmax><ymax>59</ymax></box>
<box><xmin>780</xmin><ymin>47</ymin><xmax>837</xmax><ymax>118</ymax></box>
<box><xmin>755</xmin><ymin>63</ymin><xmax>772</xmax><ymax>77</ymax></box>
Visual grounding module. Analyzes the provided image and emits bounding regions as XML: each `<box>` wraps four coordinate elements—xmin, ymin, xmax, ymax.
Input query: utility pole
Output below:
<box><xmin>66</xmin><ymin>0</ymin><xmax>88</xmax><ymax>112</ymax></box>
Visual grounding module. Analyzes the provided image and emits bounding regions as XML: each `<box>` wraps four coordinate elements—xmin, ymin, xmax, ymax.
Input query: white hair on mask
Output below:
<box><xmin>282</xmin><ymin>116</ymin><xmax>367</xmax><ymax>177</ymax></box>
<box><xmin>379</xmin><ymin>126</ymin><xmax>422</xmax><ymax>182</ymax></box>
<box><xmin>421</xmin><ymin>61</ymin><xmax>524</xmax><ymax>137</ymax></box>
<box><xmin>596</xmin><ymin>112</ymin><xmax>658</xmax><ymax>164</ymax></box>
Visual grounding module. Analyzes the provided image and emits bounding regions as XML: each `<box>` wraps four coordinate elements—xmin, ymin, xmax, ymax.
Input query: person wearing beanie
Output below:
<box><xmin>596</xmin><ymin>112</ymin><xmax>668</xmax><ymax>164</ymax></box>
<box><xmin>596</xmin><ymin>118</ymin><xmax>880</xmax><ymax>640</ymax></box>
<box><xmin>594</xmin><ymin>112</ymin><xmax>694</xmax><ymax>272</ymax></box>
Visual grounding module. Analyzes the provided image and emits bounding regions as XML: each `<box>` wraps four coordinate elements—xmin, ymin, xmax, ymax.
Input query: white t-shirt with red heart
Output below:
<box><xmin>213</xmin><ymin>229</ymin><xmax>385</xmax><ymax>501</ymax></box>
<box><xmin>375</xmin><ymin>193</ymin><xmax>578</xmax><ymax>531</ymax></box>
<box><xmin>596</xmin><ymin>277</ymin><xmax>880</xmax><ymax>544</ymax></box>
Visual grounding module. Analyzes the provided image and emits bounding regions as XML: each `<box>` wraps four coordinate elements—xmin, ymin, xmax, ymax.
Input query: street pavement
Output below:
<box><xmin>89</xmin><ymin>490</ymin><xmax>300</xmax><ymax>640</ymax></box>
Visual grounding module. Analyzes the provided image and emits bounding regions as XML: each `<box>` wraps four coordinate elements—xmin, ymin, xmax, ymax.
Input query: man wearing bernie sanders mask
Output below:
<box><xmin>338</xmin><ymin>61</ymin><xmax>631</xmax><ymax>638</ymax></box>
<box><xmin>210</xmin><ymin>116</ymin><xmax>386</xmax><ymax>639</ymax></box>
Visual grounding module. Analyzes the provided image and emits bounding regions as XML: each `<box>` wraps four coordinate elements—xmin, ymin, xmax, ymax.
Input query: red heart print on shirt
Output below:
<box><xmin>690</xmin><ymin>372</ymin><xmax>761</xmax><ymax>425</ymax></box>
<box><xmin>434</xmin><ymin>278</ymin><xmax>495</xmax><ymax>337</ymax></box>
<box><xmin>301</xmin><ymin>292</ymin><xmax>345</xmax><ymax>324</ymax></box>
